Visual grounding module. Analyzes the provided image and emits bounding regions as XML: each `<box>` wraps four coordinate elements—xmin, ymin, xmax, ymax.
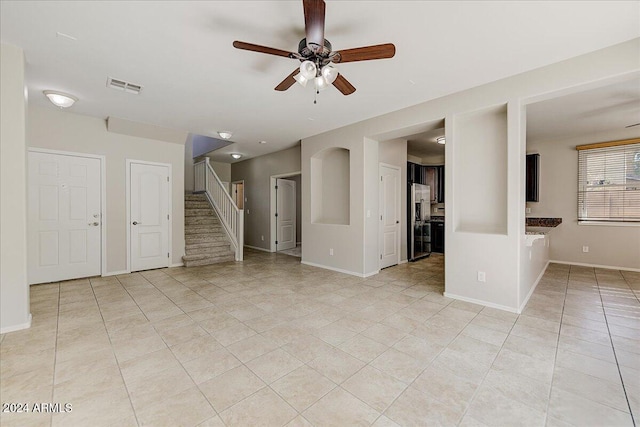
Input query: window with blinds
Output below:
<box><xmin>577</xmin><ymin>139</ymin><xmax>640</xmax><ymax>222</ymax></box>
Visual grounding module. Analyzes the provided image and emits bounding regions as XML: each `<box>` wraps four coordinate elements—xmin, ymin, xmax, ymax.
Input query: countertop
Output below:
<box><xmin>524</xmin><ymin>217</ymin><xmax>562</xmax><ymax>246</ymax></box>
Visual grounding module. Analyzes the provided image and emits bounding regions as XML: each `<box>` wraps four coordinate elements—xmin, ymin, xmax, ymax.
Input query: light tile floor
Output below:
<box><xmin>1</xmin><ymin>250</ymin><xmax>638</xmax><ymax>426</ymax></box>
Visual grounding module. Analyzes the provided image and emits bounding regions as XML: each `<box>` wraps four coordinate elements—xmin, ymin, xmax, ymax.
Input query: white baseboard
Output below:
<box><xmin>103</xmin><ymin>270</ymin><xmax>129</xmax><ymax>277</ymax></box>
<box><xmin>518</xmin><ymin>260</ymin><xmax>550</xmax><ymax>314</ymax></box>
<box><xmin>244</xmin><ymin>245</ymin><xmax>273</xmax><ymax>253</ymax></box>
<box><xmin>399</xmin><ymin>259</ymin><xmax>408</xmax><ymax>265</ymax></box>
<box><xmin>549</xmin><ymin>260</ymin><xmax>640</xmax><ymax>272</ymax></box>
<box><xmin>301</xmin><ymin>261</ymin><xmax>370</xmax><ymax>278</ymax></box>
<box><xmin>363</xmin><ymin>270</ymin><xmax>380</xmax><ymax>278</ymax></box>
<box><xmin>1</xmin><ymin>313</ymin><xmax>32</xmax><ymax>334</ymax></box>
<box><xmin>170</xmin><ymin>263</ymin><xmax>184</xmax><ymax>268</ymax></box>
<box><xmin>443</xmin><ymin>292</ymin><xmax>518</xmax><ymax>314</ymax></box>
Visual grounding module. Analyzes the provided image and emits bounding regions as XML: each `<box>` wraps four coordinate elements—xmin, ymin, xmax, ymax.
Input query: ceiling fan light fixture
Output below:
<box><xmin>315</xmin><ymin>76</ymin><xmax>330</xmax><ymax>91</ymax></box>
<box><xmin>436</xmin><ymin>136</ymin><xmax>446</xmax><ymax>145</ymax></box>
<box><xmin>321</xmin><ymin>65</ymin><xmax>338</xmax><ymax>84</ymax></box>
<box><xmin>43</xmin><ymin>90</ymin><xmax>77</xmax><ymax>108</ymax></box>
<box><xmin>230</xmin><ymin>153</ymin><xmax>242</xmax><ymax>160</ymax></box>
<box><xmin>294</xmin><ymin>73</ymin><xmax>309</xmax><ymax>87</ymax></box>
<box><xmin>299</xmin><ymin>60</ymin><xmax>317</xmax><ymax>80</ymax></box>
<box><xmin>218</xmin><ymin>131</ymin><xmax>233</xmax><ymax>140</ymax></box>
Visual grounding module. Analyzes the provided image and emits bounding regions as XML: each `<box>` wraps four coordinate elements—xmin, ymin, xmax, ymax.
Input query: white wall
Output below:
<box><xmin>0</xmin><ymin>43</ymin><xmax>30</xmax><ymax>333</ymax></box>
<box><xmin>184</xmin><ymin>135</ymin><xmax>231</xmax><ymax>192</ymax></box>
<box><xmin>28</xmin><ymin>105</ymin><xmax>185</xmax><ymax>273</ymax></box>
<box><xmin>301</xmin><ymin>39</ymin><xmax>640</xmax><ymax>310</ymax></box>
<box><xmin>231</xmin><ymin>145</ymin><xmax>301</xmax><ymax>251</ymax></box>
<box><xmin>379</xmin><ymin>138</ymin><xmax>408</xmax><ymax>262</ymax></box>
<box><xmin>527</xmin><ymin>128</ymin><xmax>640</xmax><ymax>270</ymax></box>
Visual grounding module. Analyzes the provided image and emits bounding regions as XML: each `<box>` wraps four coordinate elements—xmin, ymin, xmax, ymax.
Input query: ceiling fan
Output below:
<box><xmin>233</xmin><ymin>0</ymin><xmax>396</xmax><ymax>97</ymax></box>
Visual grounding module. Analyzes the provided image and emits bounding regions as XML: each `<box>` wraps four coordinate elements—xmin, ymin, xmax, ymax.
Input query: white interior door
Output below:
<box><xmin>28</xmin><ymin>151</ymin><xmax>101</xmax><ymax>284</ymax></box>
<box><xmin>276</xmin><ymin>178</ymin><xmax>296</xmax><ymax>251</ymax></box>
<box><xmin>130</xmin><ymin>162</ymin><xmax>170</xmax><ymax>272</ymax></box>
<box><xmin>380</xmin><ymin>164</ymin><xmax>400</xmax><ymax>269</ymax></box>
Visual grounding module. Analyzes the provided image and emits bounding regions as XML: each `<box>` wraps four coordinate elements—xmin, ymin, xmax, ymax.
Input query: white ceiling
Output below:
<box><xmin>1</xmin><ymin>1</ymin><xmax>639</xmax><ymax>163</ymax></box>
<box><xmin>526</xmin><ymin>77</ymin><xmax>640</xmax><ymax>143</ymax></box>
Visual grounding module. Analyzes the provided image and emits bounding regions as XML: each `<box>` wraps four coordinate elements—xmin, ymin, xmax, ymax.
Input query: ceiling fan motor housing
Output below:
<box><xmin>298</xmin><ymin>38</ymin><xmax>333</xmax><ymax>64</ymax></box>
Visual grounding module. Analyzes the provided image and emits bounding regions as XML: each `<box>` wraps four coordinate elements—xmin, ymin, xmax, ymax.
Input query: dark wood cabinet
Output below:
<box><xmin>526</xmin><ymin>154</ymin><xmax>540</xmax><ymax>202</ymax></box>
<box><xmin>431</xmin><ymin>221</ymin><xmax>444</xmax><ymax>253</ymax></box>
<box><xmin>425</xmin><ymin>167</ymin><xmax>437</xmax><ymax>202</ymax></box>
<box><xmin>436</xmin><ymin>165</ymin><xmax>445</xmax><ymax>203</ymax></box>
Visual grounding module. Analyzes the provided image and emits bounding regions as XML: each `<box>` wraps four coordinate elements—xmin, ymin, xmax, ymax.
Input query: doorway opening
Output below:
<box><xmin>270</xmin><ymin>172</ymin><xmax>302</xmax><ymax>258</ymax></box>
<box><xmin>231</xmin><ymin>181</ymin><xmax>244</xmax><ymax>210</ymax></box>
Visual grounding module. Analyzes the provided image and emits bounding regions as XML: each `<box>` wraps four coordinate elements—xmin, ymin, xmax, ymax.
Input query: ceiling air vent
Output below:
<box><xmin>107</xmin><ymin>77</ymin><xmax>142</xmax><ymax>94</ymax></box>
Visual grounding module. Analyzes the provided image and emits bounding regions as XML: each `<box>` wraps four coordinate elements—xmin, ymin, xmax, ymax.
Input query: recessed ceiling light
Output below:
<box><xmin>43</xmin><ymin>90</ymin><xmax>77</xmax><ymax>108</ymax></box>
<box><xmin>218</xmin><ymin>131</ymin><xmax>233</xmax><ymax>140</ymax></box>
<box><xmin>436</xmin><ymin>136</ymin><xmax>446</xmax><ymax>145</ymax></box>
<box><xmin>258</xmin><ymin>140</ymin><xmax>267</xmax><ymax>144</ymax></box>
<box><xmin>230</xmin><ymin>153</ymin><xmax>242</xmax><ymax>159</ymax></box>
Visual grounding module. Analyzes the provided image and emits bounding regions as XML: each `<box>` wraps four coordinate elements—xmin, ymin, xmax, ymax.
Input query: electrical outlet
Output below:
<box><xmin>477</xmin><ymin>271</ymin><xmax>486</xmax><ymax>282</ymax></box>
<box><xmin>582</xmin><ymin>246</ymin><xmax>589</xmax><ymax>253</ymax></box>
<box><xmin>261</xmin><ymin>235</ymin><xmax>264</xmax><ymax>241</ymax></box>
<box><xmin>329</xmin><ymin>248</ymin><xmax>334</xmax><ymax>256</ymax></box>
<box><xmin>433</xmin><ymin>207</ymin><xmax>438</xmax><ymax>213</ymax></box>
<box><xmin>525</xmin><ymin>207</ymin><xmax>531</xmax><ymax>214</ymax></box>
<box><xmin>366</xmin><ymin>210</ymin><xmax>371</xmax><ymax>218</ymax></box>
<box><xmin>246</xmin><ymin>209</ymin><xmax>249</xmax><ymax>215</ymax></box>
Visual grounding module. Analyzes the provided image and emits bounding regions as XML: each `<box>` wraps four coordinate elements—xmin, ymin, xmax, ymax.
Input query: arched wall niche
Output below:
<box><xmin>310</xmin><ymin>147</ymin><xmax>350</xmax><ymax>225</ymax></box>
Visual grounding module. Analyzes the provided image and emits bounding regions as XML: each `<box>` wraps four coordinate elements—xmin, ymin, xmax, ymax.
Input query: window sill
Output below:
<box><xmin>578</xmin><ymin>221</ymin><xmax>640</xmax><ymax>227</ymax></box>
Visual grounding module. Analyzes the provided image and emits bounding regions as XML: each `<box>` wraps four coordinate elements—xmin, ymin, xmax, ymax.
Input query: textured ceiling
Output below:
<box><xmin>1</xmin><ymin>1</ymin><xmax>638</xmax><ymax>162</ymax></box>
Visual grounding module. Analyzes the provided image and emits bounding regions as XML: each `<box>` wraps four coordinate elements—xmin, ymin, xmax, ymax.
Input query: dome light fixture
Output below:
<box><xmin>258</xmin><ymin>140</ymin><xmax>267</xmax><ymax>144</ymax></box>
<box><xmin>218</xmin><ymin>131</ymin><xmax>233</xmax><ymax>140</ymax></box>
<box><xmin>43</xmin><ymin>90</ymin><xmax>77</xmax><ymax>108</ymax></box>
<box><xmin>230</xmin><ymin>153</ymin><xmax>242</xmax><ymax>160</ymax></box>
<box><xmin>436</xmin><ymin>136</ymin><xmax>446</xmax><ymax>145</ymax></box>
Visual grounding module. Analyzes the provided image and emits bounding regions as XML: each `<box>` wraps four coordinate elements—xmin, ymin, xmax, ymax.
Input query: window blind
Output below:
<box><xmin>577</xmin><ymin>142</ymin><xmax>640</xmax><ymax>222</ymax></box>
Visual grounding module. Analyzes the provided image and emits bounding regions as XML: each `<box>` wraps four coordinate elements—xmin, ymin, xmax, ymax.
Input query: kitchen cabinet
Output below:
<box><xmin>425</xmin><ymin>167</ymin><xmax>437</xmax><ymax>202</ymax></box>
<box><xmin>526</xmin><ymin>154</ymin><xmax>539</xmax><ymax>202</ymax></box>
<box><xmin>431</xmin><ymin>221</ymin><xmax>444</xmax><ymax>253</ymax></box>
<box><xmin>408</xmin><ymin>163</ymin><xmax>445</xmax><ymax>203</ymax></box>
<box><xmin>436</xmin><ymin>166</ymin><xmax>445</xmax><ymax>203</ymax></box>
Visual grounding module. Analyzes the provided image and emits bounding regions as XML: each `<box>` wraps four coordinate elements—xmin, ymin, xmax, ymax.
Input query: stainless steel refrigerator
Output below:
<box><xmin>409</xmin><ymin>183</ymin><xmax>431</xmax><ymax>261</ymax></box>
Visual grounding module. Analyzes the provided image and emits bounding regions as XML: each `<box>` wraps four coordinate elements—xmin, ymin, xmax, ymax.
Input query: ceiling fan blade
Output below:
<box><xmin>332</xmin><ymin>73</ymin><xmax>356</xmax><ymax>95</ymax></box>
<box><xmin>333</xmin><ymin>43</ymin><xmax>396</xmax><ymax>63</ymax></box>
<box><xmin>275</xmin><ymin>69</ymin><xmax>300</xmax><ymax>91</ymax></box>
<box><xmin>233</xmin><ymin>41</ymin><xmax>295</xmax><ymax>58</ymax></box>
<box><xmin>303</xmin><ymin>0</ymin><xmax>325</xmax><ymax>53</ymax></box>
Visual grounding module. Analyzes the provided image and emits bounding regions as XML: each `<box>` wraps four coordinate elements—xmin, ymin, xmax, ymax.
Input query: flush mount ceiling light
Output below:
<box><xmin>436</xmin><ymin>137</ymin><xmax>446</xmax><ymax>145</ymax></box>
<box><xmin>218</xmin><ymin>131</ymin><xmax>233</xmax><ymax>140</ymax></box>
<box><xmin>230</xmin><ymin>153</ymin><xmax>242</xmax><ymax>159</ymax></box>
<box><xmin>258</xmin><ymin>140</ymin><xmax>267</xmax><ymax>144</ymax></box>
<box><xmin>43</xmin><ymin>90</ymin><xmax>77</xmax><ymax>108</ymax></box>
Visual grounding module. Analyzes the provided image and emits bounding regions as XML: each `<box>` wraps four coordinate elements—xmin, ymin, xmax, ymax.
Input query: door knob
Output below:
<box><xmin>88</xmin><ymin>222</ymin><xmax>99</xmax><ymax>226</ymax></box>
<box><xmin>132</xmin><ymin>221</ymin><xmax>141</xmax><ymax>225</ymax></box>
<box><xmin>396</xmin><ymin>220</ymin><xmax>400</xmax><ymax>224</ymax></box>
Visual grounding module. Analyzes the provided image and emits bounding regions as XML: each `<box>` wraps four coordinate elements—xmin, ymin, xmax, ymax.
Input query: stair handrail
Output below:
<box><xmin>193</xmin><ymin>158</ymin><xmax>243</xmax><ymax>261</ymax></box>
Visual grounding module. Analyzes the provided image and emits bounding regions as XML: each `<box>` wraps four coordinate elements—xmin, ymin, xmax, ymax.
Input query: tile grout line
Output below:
<box><xmin>594</xmin><ymin>269</ymin><xmax>637</xmax><ymax>427</ymax></box>
<box><xmin>542</xmin><ymin>265</ymin><xmax>570</xmax><ymax>427</ymax></box>
<box><xmin>91</xmin><ymin>276</ymin><xmax>142</xmax><ymax>427</ymax></box>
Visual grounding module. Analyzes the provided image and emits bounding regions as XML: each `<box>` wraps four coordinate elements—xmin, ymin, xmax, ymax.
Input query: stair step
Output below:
<box><xmin>185</xmin><ymin>193</ymin><xmax>206</xmax><ymax>200</ymax></box>
<box><xmin>185</xmin><ymin>240</ymin><xmax>231</xmax><ymax>250</ymax></box>
<box><xmin>185</xmin><ymin>217</ymin><xmax>218</xmax><ymax>226</ymax></box>
<box><xmin>185</xmin><ymin>208</ymin><xmax>214</xmax><ymax>217</ymax></box>
<box><xmin>185</xmin><ymin>226</ymin><xmax>225</xmax><ymax>235</ymax></box>
<box><xmin>185</xmin><ymin>234</ymin><xmax>228</xmax><ymax>243</ymax></box>
<box><xmin>185</xmin><ymin>201</ymin><xmax>211</xmax><ymax>209</ymax></box>
<box><xmin>183</xmin><ymin>253</ymin><xmax>235</xmax><ymax>267</ymax></box>
<box><xmin>184</xmin><ymin>245</ymin><xmax>235</xmax><ymax>261</ymax></box>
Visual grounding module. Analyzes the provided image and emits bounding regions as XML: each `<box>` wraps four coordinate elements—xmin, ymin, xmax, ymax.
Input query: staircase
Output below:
<box><xmin>183</xmin><ymin>193</ymin><xmax>235</xmax><ymax>267</ymax></box>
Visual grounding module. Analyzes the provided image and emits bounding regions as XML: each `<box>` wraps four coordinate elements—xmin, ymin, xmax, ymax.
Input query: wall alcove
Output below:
<box><xmin>310</xmin><ymin>147</ymin><xmax>350</xmax><ymax>225</ymax></box>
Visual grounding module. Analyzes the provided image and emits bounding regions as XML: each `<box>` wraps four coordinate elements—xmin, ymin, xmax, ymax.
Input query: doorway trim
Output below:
<box><xmin>379</xmin><ymin>162</ymin><xmax>401</xmax><ymax>269</ymax></box>
<box><xmin>125</xmin><ymin>159</ymin><xmax>173</xmax><ymax>273</ymax></box>
<box><xmin>28</xmin><ymin>147</ymin><xmax>107</xmax><ymax>277</ymax></box>
<box><xmin>231</xmin><ymin>180</ymin><xmax>245</xmax><ymax>209</ymax></box>
<box><xmin>270</xmin><ymin>171</ymin><xmax>301</xmax><ymax>253</ymax></box>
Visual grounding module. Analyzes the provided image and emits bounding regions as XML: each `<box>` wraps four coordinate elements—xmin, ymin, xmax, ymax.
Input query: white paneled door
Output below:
<box><xmin>129</xmin><ymin>162</ymin><xmax>170</xmax><ymax>272</ymax></box>
<box><xmin>28</xmin><ymin>151</ymin><xmax>102</xmax><ymax>284</ymax></box>
<box><xmin>276</xmin><ymin>178</ymin><xmax>296</xmax><ymax>251</ymax></box>
<box><xmin>379</xmin><ymin>164</ymin><xmax>400</xmax><ymax>269</ymax></box>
